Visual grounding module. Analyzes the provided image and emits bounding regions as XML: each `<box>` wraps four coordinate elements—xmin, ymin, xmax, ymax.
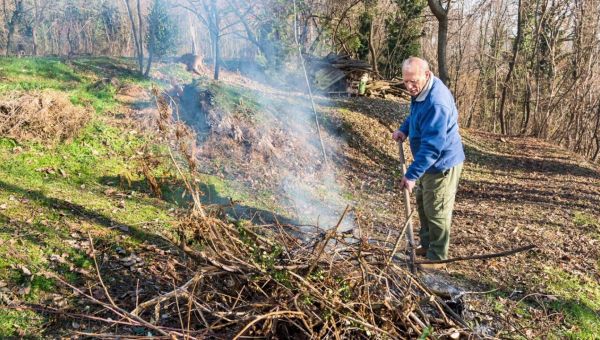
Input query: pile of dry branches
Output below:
<box><xmin>125</xmin><ymin>88</ymin><xmax>470</xmax><ymax>338</ymax></box>
<box><xmin>38</xmin><ymin>88</ymin><xmax>469</xmax><ymax>339</ymax></box>
<box><xmin>366</xmin><ymin>79</ymin><xmax>410</xmax><ymax>98</ymax></box>
<box><xmin>306</xmin><ymin>53</ymin><xmax>373</xmax><ymax>74</ymax></box>
<box><xmin>0</xmin><ymin>90</ymin><xmax>91</xmax><ymax>144</ymax></box>
<box><xmin>152</xmin><ymin>209</ymin><xmax>468</xmax><ymax>339</ymax></box>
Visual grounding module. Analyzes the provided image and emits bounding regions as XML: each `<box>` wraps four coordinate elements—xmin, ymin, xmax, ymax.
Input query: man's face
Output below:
<box><xmin>402</xmin><ymin>67</ymin><xmax>430</xmax><ymax>97</ymax></box>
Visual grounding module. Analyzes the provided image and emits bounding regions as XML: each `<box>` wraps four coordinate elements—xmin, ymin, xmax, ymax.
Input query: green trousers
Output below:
<box><xmin>416</xmin><ymin>163</ymin><xmax>463</xmax><ymax>260</ymax></box>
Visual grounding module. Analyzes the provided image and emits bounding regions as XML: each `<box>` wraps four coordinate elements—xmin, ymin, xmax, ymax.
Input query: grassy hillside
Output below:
<box><xmin>0</xmin><ymin>57</ymin><xmax>598</xmax><ymax>338</ymax></box>
<box><xmin>0</xmin><ymin>57</ymin><xmax>178</xmax><ymax>336</ymax></box>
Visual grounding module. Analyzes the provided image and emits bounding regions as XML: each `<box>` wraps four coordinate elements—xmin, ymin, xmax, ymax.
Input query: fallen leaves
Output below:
<box><xmin>18</xmin><ymin>265</ymin><xmax>32</xmax><ymax>276</ymax></box>
<box><xmin>35</xmin><ymin>167</ymin><xmax>68</xmax><ymax>178</ymax></box>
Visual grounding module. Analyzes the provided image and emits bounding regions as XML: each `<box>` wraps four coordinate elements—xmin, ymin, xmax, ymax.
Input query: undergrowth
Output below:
<box><xmin>0</xmin><ymin>57</ymin><xmax>177</xmax><ymax>337</ymax></box>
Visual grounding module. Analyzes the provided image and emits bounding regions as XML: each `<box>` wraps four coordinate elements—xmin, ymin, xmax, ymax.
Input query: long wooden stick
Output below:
<box><xmin>385</xmin><ymin>208</ymin><xmax>416</xmax><ymax>268</ymax></box>
<box><xmin>398</xmin><ymin>141</ymin><xmax>417</xmax><ymax>273</ymax></box>
<box><xmin>415</xmin><ymin>244</ymin><xmax>536</xmax><ymax>264</ymax></box>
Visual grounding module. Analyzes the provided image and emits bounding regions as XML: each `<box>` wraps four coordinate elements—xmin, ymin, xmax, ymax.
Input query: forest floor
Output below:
<box><xmin>0</xmin><ymin>57</ymin><xmax>598</xmax><ymax>338</ymax></box>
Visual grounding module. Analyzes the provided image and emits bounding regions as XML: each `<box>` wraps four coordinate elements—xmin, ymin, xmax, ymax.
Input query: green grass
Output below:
<box><xmin>544</xmin><ymin>267</ymin><xmax>600</xmax><ymax>339</ymax></box>
<box><xmin>68</xmin><ymin>56</ymin><xmax>149</xmax><ymax>84</ymax></box>
<box><xmin>0</xmin><ymin>121</ymin><xmax>147</xmax><ymax>186</ymax></box>
<box><xmin>194</xmin><ymin>173</ymin><xmax>282</xmax><ymax>215</ymax></box>
<box><xmin>573</xmin><ymin>211</ymin><xmax>600</xmax><ymax>239</ymax></box>
<box><xmin>0</xmin><ymin>57</ymin><xmax>150</xmax><ymax>114</ymax></box>
<box><xmin>0</xmin><ymin>309</ymin><xmax>44</xmax><ymax>337</ymax></box>
<box><xmin>0</xmin><ymin>57</ymin><xmax>81</xmax><ymax>92</ymax></box>
<box><xmin>190</xmin><ymin>78</ymin><xmax>266</xmax><ymax>122</ymax></box>
<box><xmin>0</xmin><ymin>57</ymin><xmax>179</xmax><ymax>336</ymax></box>
<box><xmin>153</xmin><ymin>62</ymin><xmax>195</xmax><ymax>84</ymax></box>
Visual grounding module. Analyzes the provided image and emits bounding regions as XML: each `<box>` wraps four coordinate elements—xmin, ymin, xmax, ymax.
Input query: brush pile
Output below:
<box><xmin>33</xmin><ymin>87</ymin><xmax>468</xmax><ymax>338</ymax></box>
<box><xmin>307</xmin><ymin>53</ymin><xmax>373</xmax><ymax>75</ymax></box>
<box><xmin>306</xmin><ymin>53</ymin><xmax>410</xmax><ymax>98</ymax></box>
<box><xmin>109</xmin><ymin>89</ymin><xmax>471</xmax><ymax>339</ymax></box>
<box><xmin>306</xmin><ymin>53</ymin><xmax>372</xmax><ymax>93</ymax></box>
<box><xmin>0</xmin><ymin>90</ymin><xmax>91</xmax><ymax>144</ymax></box>
<box><xmin>153</xmin><ymin>209</ymin><xmax>469</xmax><ymax>339</ymax></box>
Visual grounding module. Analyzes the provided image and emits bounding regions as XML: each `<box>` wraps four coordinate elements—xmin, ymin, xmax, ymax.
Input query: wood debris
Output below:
<box><xmin>306</xmin><ymin>53</ymin><xmax>409</xmax><ymax>98</ymax></box>
<box><xmin>365</xmin><ymin>78</ymin><xmax>410</xmax><ymax>99</ymax></box>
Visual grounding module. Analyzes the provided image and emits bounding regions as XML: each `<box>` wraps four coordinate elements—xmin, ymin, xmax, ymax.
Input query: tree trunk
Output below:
<box><xmin>522</xmin><ymin>73</ymin><xmax>532</xmax><ymax>134</ymax></box>
<box><xmin>210</xmin><ymin>0</ymin><xmax>220</xmax><ymax>80</ymax></box>
<box><xmin>31</xmin><ymin>0</ymin><xmax>39</xmax><ymax>56</ymax></box>
<box><xmin>136</xmin><ymin>0</ymin><xmax>144</xmax><ymax>73</ymax></box>
<box><xmin>428</xmin><ymin>0</ymin><xmax>450</xmax><ymax>86</ymax></box>
<box><xmin>4</xmin><ymin>0</ymin><xmax>24</xmax><ymax>56</ymax></box>
<box><xmin>592</xmin><ymin>103</ymin><xmax>600</xmax><ymax>161</ymax></box>
<box><xmin>368</xmin><ymin>16</ymin><xmax>379</xmax><ymax>76</ymax></box>
<box><xmin>497</xmin><ymin>0</ymin><xmax>523</xmax><ymax>135</ymax></box>
<box><xmin>5</xmin><ymin>30</ymin><xmax>13</xmax><ymax>56</ymax></box>
<box><xmin>213</xmin><ymin>32</ymin><xmax>220</xmax><ymax>80</ymax></box>
<box><xmin>144</xmin><ymin>50</ymin><xmax>153</xmax><ymax>77</ymax></box>
<box><xmin>123</xmin><ymin>0</ymin><xmax>143</xmax><ymax>74</ymax></box>
<box><xmin>189</xmin><ymin>14</ymin><xmax>197</xmax><ymax>54</ymax></box>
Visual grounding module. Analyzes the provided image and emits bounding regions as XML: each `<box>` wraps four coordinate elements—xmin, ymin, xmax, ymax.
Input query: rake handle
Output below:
<box><xmin>398</xmin><ymin>141</ymin><xmax>417</xmax><ymax>273</ymax></box>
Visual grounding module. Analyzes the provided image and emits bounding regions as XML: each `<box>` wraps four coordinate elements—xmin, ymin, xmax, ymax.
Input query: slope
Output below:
<box><xmin>0</xmin><ymin>57</ymin><xmax>597</xmax><ymax>338</ymax></box>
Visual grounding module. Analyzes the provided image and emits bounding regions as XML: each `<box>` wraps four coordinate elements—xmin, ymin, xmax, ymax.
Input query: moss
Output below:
<box><xmin>0</xmin><ymin>309</ymin><xmax>44</xmax><ymax>337</ymax></box>
<box><xmin>544</xmin><ymin>267</ymin><xmax>600</xmax><ymax>338</ymax></box>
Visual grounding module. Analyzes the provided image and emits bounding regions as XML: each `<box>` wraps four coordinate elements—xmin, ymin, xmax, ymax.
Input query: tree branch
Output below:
<box><xmin>415</xmin><ymin>245</ymin><xmax>536</xmax><ymax>265</ymax></box>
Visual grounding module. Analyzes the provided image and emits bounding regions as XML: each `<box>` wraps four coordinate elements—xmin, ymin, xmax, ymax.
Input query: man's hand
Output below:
<box><xmin>392</xmin><ymin>130</ymin><xmax>407</xmax><ymax>142</ymax></box>
<box><xmin>400</xmin><ymin>176</ymin><xmax>416</xmax><ymax>193</ymax></box>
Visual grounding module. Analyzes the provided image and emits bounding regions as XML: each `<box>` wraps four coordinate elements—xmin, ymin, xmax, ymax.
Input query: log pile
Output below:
<box><xmin>306</xmin><ymin>53</ymin><xmax>409</xmax><ymax>98</ymax></box>
<box><xmin>307</xmin><ymin>53</ymin><xmax>372</xmax><ymax>74</ymax></box>
<box><xmin>306</xmin><ymin>53</ymin><xmax>372</xmax><ymax>93</ymax></box>
<box><xmin>365</xmin><ymin>78</ymin><xmax>410</xmax><ymax>99</ymax></box>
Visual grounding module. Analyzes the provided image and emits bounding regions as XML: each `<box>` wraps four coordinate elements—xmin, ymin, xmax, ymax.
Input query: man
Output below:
<box><xmin>392</xmin><ymin>57</ymin><xmax>465</xmax><ymax>268</ymax></box>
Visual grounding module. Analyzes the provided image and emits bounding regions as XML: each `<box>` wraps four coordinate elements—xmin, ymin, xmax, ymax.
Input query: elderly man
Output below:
<box><xmin>392</xmin><ymin>57</ymin><xmax>465</xmax><ymax>268</ymax></box>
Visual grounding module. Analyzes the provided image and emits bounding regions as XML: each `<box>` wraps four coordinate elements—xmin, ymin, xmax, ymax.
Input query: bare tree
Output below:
<box><xmin>3</xmin><ymin>0</ymin><xmax>25</xmax><ymax>56</ymax></box>
<box><xmin>180</xmin><ymin>0</ymin><xmax>239</xmax><ymax>80</ymax></box>
<box><xmin>427</xmin><ymin>0</ymin><xmax>450</xmax><ymax>85</ymax></box>
<box><xmin>497</xmin><ymin>0</ymin><xmax>523</xmax><ymax>135</ymax></box>
<box><xmin>27</xmin><ymin>0</ymin><xmax>51</xmax><ymax>55</ymax></box>
<box><xmin>123</xmin><ymin>0</ymin><xmax>144</xmax><ymax>73</ymax></box>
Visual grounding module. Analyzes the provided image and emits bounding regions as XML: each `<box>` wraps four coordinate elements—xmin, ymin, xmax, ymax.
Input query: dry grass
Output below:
<box><xmin>0</xmin><ymin>90</ymin><xmax>91</xmax><ymax>144</ymax></box>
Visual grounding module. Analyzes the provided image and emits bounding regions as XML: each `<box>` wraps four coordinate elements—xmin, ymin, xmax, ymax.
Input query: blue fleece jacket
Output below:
<box><xmin>399</xmin><ymin>76</ymin><xmax>465</xmax><ymax>180</ymax></box>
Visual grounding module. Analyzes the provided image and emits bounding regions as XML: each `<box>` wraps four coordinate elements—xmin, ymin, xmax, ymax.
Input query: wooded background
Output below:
<box><xmin>1</xmin><ymin>0</ymin><xmax>598</xmax><ymax>161</ymax></box>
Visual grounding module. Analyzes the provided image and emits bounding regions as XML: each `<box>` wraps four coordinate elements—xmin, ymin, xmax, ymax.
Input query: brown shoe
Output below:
<box><xmin>415</xmin><ymin>247</ymin><xmax>428</xmax><ymax>256</ymax></box>
<box><xmin>419</xmin><ymin>262</ymin><xmax>447</xmax><ymax>271</ymax></box>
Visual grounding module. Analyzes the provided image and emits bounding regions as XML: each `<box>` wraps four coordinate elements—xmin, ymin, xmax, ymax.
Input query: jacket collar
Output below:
<box><xmin>415</xmin><ymin>73</ymin><xmax>435</xmax><ymax>102</ymax></box>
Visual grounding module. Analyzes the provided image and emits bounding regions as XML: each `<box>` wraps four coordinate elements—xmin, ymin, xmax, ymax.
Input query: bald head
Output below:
<box><xmin>402</xmin><ymin>57</ymin><xmax>431</xmax><ymax>97</ymax></box>
<box><xmin>402</xmin><ymin>57</ymin><xmax>430</xmax><ymax>73</ymax></box>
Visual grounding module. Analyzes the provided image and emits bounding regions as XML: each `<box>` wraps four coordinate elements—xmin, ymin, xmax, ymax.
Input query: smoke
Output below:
<box><xmin>255</xmin><ymin>87</ymin><xmax>355</xmax><ymax>232</ymax></box>
<box><xmin>163</xmin><ymin>1</ymin><xmax>355</xmax><ymax>232</ymax></box>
